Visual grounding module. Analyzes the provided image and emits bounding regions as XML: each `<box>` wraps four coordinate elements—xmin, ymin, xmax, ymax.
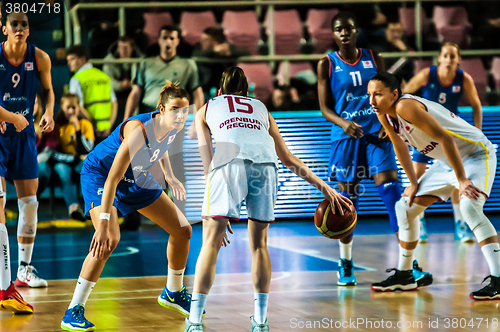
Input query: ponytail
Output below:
<box><xmin>156</xmin><ymin>80</ymin><xmax>190</xmax><ymax>109</ymax></box>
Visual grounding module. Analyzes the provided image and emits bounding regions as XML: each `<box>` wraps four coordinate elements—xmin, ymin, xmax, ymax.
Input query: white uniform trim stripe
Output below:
<box><xmin>479</xmin><ymin>141</ymin><xmax>490</xmax><ymax>192</ymax></box>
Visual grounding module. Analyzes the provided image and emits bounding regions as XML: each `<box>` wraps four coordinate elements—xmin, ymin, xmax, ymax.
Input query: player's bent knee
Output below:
<box><xmin>460</xmin><ymin>196</ymin><xmax>497</xmax><ymax>243</ymax></box>
<box><xmin>395</xmin><ymin>197</ymin><xmax>426</xmax><ymax>242</ymax></box>
<box><xmin>171</xmin><ymin>224</ymin><xmax>192</xmax><ymax>240</ymax></box>
<box><xmin>17</xmin><ymin>200</ymin><xmax>38</xmax><ymax>238</ymax></box>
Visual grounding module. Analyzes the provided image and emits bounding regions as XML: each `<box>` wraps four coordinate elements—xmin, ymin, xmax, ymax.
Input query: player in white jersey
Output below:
<box><xmin>184</xmin><ymin>67</ymin><xmax>352</xmax><ymax>332</ymax></box>
<box><xmin>367</xmin><ymin>72</ymin><xmax>500</xmax><ymax>300</ymax></box>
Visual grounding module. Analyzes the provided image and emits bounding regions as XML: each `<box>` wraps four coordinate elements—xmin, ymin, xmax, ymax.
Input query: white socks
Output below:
<box><xmin>189</xmin><ymin>293</ymin><xmax>207</xmax><ymax>324</ymax></box>
<box><xmin>0</xmin><ymin>224</ymin><xmax>11</xmax><ymax>290</ymax></box>
<box><xmin>452</xmin><ymin>204</ymin><xmax>464</xmax><ymax>223</ymax></box>
<box><xmin>254</xmin><ymin>293</ymin><xmax>269</xmax><ymax>324</ymax></box>
<box><xmin>69</xmin><ymin>277</ymin><xmax>96</xmax><ymax>309</ymax></box>
<box><xmin>167</xmin><ymin>267</ymin><xmax>185</xmax><ymax>292</ymax></box>
<box><xmin>397</xmin><ymin>247</ymin><xmax>414</xmax><ymax>271</ymax></box>
<box><xmin>481</xmin><ymin>243</ymin><xmax>500</xmax><ymax>277</ymax></box>
<box><xmin>18</xmin><ymin>243</ymin><xmax>33</xmax><ymax>265</ymax></box>
<box><xmin>339</xmin><ymin>240</ymin><xmax>352</xmax><ymax>260</ymax></box>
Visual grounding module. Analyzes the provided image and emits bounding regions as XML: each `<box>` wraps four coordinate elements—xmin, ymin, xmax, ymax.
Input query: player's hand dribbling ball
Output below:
<box><xmin>314</xmin><ymin>199</ymin><xmax>357</xmax><ymax>239</ymax></box>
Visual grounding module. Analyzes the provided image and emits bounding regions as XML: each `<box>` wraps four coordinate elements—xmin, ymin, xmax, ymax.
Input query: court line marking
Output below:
<box><xmin>11</xmin><ymin>246</ymin><xmax>140</xmax><ymax>264</ymax></box>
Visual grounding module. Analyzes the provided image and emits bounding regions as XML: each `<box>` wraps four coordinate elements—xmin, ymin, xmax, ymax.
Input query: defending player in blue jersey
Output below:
<box><xmin>317</xmin><ymin>11</ymin><xmax>431</xmax><ymax>287</ymax></box>
<box><xmin>61</xmin><ymin>81</ymin><xmax>200</xmax><ymax>332</ymax></box>
<box><xmin>0</xmin><ymin>8</ymin><xmax>55</xmax><ymax>301</ymax></box>
<box><xmin>404</xmin><ymin>42</ymin><xmax>483</xmax><ymax>243</ymax></box>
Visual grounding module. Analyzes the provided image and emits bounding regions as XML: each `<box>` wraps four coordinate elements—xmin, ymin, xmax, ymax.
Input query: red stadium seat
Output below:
<box><xmin>179</xmin><ymin>11</ymin><xmax>217</xmax><ymax>45</ymax></box>
<box><xmin>432</xmin><ymin>6</ymin><xmax>470</xmax><ymax>48</ymax></box>
<box><xmin>276</xmin><ymin>61</ymin><xmax>315</xmax><ymax>86</ymax></box>
<box><xmin>398</xmin><ymin>7</ymin><xmax>430</xmax><ymax>37</ymax></box>
<box><xmin>264</xmin><ymin>9</ymin><xmax>303</xmax><ymax>55</ymax></box>
<box><xmin>143</xmin><ymin>12</ymin><xmax>174</xmax><ymax>45</ymax></box>
<box><xmin>237</xmin><ymin>63</ymin><xmax>274</xmax><ymax>104</ymax></box>
<box><xmin>459</xmin><ymin>58</ymin><xmax>487</xmax><ymax>106</ymax></box>
<box><xmin>306</xmin><ymin>8</ymin><xmax>338</xmax><ymax>54</ymax></box>
<box><xmin>413</xmin><ymin>59</ymin><xmax>433</xmax><ymax>76</ymax></box>
<box><xmin>222</xmin><ymin>11</ymin><xmax>260</xmax><ymax>55</ymax></box>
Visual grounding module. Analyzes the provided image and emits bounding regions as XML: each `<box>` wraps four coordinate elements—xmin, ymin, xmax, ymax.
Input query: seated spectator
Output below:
<box><xmin>103</xmin><ymin>35</ymin><xmax>143</xmax><ymax>129</ymax></box>
<box><xmin>42</xmin><ymin>94</ymin><xmax>95</xmax><ymax>221</ymax></box>
<box><xmin>372</xmin><ymin>21</ymin><xmax>415</xmax><ymax>83</ymax></box>
<box><xmin>192</xmin><ymin>27</ymin><xmax>250</xmax><ymax>100</ymax></box>
<box><xmin>347</xmin><ymin>4</ymin><xmax>387</xmax><ymax>49</ymax></box>
<box><xmin>67</xmin><ymin>45</ymin><xmax>118</xmax><ymax>142</ymax></box>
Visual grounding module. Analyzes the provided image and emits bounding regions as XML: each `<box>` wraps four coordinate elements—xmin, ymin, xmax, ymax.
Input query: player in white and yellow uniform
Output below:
<box><xmin>185</xmin><ymin>67</ymin><xmax>352</xmax><ymax>332</ymax></box>
<box><xmin>367</xmin><ymin>72</ymin><xmax>500</xmax><ymax>300</ymax></box>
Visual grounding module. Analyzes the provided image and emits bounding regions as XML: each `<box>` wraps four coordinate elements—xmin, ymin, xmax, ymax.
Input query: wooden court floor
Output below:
<box><xmin>1</xmin><ymin>219</ymin><xmax>500</xmax><ymax>331</ymax></box>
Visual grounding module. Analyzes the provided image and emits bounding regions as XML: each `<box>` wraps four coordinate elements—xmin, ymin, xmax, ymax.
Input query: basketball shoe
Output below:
<box><xmin>454</xmin><ymin>219</ymin><xmax>474</xmax><ymax>243</ymax></box>
<box><xmin>250</xmin><ymin>315</ymin><xmax>269</xmax><ymax>332</ymax></box>
<box><xmin>0</xmin><ymin>283</ymin><xmax>33</xmax><ymax>314</ymax></box>
<box><xmin>412</xmin><ymin>260</ymin><xmax>433</xmax><ymax>287</ymax></box>
<box><xmin>338</xmin><ymin>258</ymin><xmax>356</xmax><ymax>286</ymax></box>
<box><xmin>61</xmin><ymin>305</ymin><xmax>95</xmax><ymax>331</ymax></box>
<box><xmin>371</xmin><ymin>269</ymin><xmax>418</xmax><ymax>292</ymax></box>
<box><xmin>470</xmin><ymin>276</ymin><xmax>500</xmax><ymax>300</ymax></box>
<box><xmin>15</xmin><ymin>264</ymin><xmax>48</xmax><ymax>288</ymax></box>
<box><xmin>158</xmin><ymin>285</ymin><xmax>205</xmax><ymax>317</ymax></box>
<box><xmin>184</xmin><ymin>317</ymin><xmax>204</xmax><ymax>332</ymax></box>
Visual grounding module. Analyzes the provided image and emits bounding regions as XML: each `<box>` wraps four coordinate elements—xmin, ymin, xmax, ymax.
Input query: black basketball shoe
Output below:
<box><xmin>470</xmin><ymin>275</ymin><xmax>500</xmax><ymax>300</ymax></box>
<box><xmin>371</xmin><ymin>269</ymin><xmax>418</xmax><ymax>292</ymax></box>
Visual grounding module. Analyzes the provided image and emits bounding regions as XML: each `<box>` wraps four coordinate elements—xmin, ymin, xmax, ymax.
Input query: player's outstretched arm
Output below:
<box><xmin>402</xmin><ymin>68</ymin><xmax>429</xmax><ymax>94</ymax></box>
<box><xmin>36</xmin><ymin>48</ymin><xmax>55</xmax><ymax>133</ymax></box>
<box><xmin>463</xmin><ymin>72</ymin><xmax>482</xmax><ymax>129</ymax></box>
<box><xmin>160</xmin><ymin>151</ymin><xmax>186</xmax><ymax>201</ymax></box>
<box><xmin>268</xmin><ymin>114</ymin><xmax>352</xmax><ymax>214</ymax></box>
<box><xmin>396</xmin><ymin>99</ymin><xmax>481</xmax><ymax>201</ymax></box>
<box><xmin>124</xmin><ymin>85</ymin><xmax>143</xmax><ymax>120</ymax></box>
<box><xmin>195</xmin><ymin>105</ymin><xmax>214</xmax><ymax>178</ymax></box>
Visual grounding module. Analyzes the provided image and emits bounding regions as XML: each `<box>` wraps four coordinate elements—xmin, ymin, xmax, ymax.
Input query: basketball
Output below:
<box><xmin>314</xmin><ymin>199</ymin><xmax>357</xmax><ymax>239</ymax></box>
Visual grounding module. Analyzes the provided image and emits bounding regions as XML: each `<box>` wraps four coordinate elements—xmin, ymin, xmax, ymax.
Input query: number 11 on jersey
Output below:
<box><xmin>350</xmin><ymin>71</ymin><xmax>362</xmax><ymax>87</ymax></box>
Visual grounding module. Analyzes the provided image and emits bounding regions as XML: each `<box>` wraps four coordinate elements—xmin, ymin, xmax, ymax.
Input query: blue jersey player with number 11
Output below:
<box><xmin>317</xmin><ymin>12</ymin><xmax>432</xmax><ymax>288</ymax></box>
<box><xmin>0</xmin><ymin>5</ymin><xmax>55</xmax><ymax>314</ymax></box>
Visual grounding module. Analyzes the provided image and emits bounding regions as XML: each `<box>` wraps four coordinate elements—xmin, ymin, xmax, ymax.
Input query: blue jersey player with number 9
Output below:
<box><xmin>317</xmin><ymin>12</ymin><xmax>432</xmax><ymax>287</ymax></box>
<box><xmin>0</xmin><ymin>5</ymin><xmax>55</xmax><ymax>314</ymax></box>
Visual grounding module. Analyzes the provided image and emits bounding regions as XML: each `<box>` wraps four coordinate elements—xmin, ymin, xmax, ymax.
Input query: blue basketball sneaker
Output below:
<box><xmin>250</xmin><ymin>315</ymin><xmax>270</xmax><ymax>332</ymax></box>
<box><xmin>338</xmin><ymin>258</ymin><xmax>356</xmax><ymax>286</ymax></box>
<box><xmin>412</xmin><ymin>260</ymin><xmax>433</xmax><ymax>287</ymax></box>
<box><xmin>61</xmin><ymin>305</ymin><xmax>95</xmax><ymax>331</ymax></box>
<box><xmin>419</xmin><ymin>217</ymin><xmax>428</xmax><ymax>243</ymax></box>
<box><xmin>158</xmin><ymin>285</ymin><xmax>205</xmax><ymax>317</ymax></box>
<box><xmin>184</xmin><ymin>317</ymin><xmax>204</xmax><ymax>332</ymax></box>
<box><xmin>454</xmin><ymin>219</ymin><xmax>475</xmax><ymax>243</ymax></box>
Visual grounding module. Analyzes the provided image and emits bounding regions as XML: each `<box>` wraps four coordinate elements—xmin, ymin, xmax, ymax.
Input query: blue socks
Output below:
<box><xmin>377</xmin><ymin>181</ymin><xmax>401</xmax><ymax>233</ymax></box>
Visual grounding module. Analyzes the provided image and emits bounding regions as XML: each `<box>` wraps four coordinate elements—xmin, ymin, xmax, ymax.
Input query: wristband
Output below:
<box><xmin>99</xmin><ymin>213</ymin><xmax>111</xmax><ymax>220</ymax></box>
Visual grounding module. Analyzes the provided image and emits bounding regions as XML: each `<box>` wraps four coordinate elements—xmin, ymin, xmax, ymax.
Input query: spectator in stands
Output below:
<box><xmin>103</xmin><ymin>35</ymin><xmax>143</xmax><ymax>129</ymax></box>
<box><xmin>41</xmin><ymin>94</ymin><xmax>95</xmax><ymax>221</ymax></box>
<box><xmin>469</xmin><ymin>1</ymin><xmax>500</xmax><ymax>67</ymax></box>
<box><xmin>372</xmin><ymin>21</ymin><xmax>415</xmax><ymax>83</ymax></box>
<box><xmin>66</xmin><ymin>45</ymin><xmax>118</xmax><ymax>143</ymax></box>
<box><xmin>123</xmin><ymin>25</ymin><xmax>203</xmax><ymax>229</ymax></box>
<box><xmin>192</xmin><ymin>27</ymin><xmax>250</xmax><ymax>100</ymax></box>
<box><xmin>347</xmin><ymin>4</ymin><xmax>387</xmax><ymax>49</ymax></box>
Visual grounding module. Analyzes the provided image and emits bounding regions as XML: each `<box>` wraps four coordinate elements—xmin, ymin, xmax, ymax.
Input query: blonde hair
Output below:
<box><xmin>156</xmin><ymin>80</ymin><xmax>190</xmax><ymax>109</ymax></box>
<box><xmin>441</xmin><ymin>42</ymin><xmax>461</xmax><ymax>57</ymax></box>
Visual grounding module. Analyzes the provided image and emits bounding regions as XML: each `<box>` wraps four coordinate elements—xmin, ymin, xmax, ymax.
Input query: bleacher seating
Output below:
<box><xmin>432</xmin><ymin>6</ymin><xmax>470</xmax><ymax>48</ymax></box>
<box><xmin>459</xmin><ymin>58</ymin><xmax>488</xmax><ymax>106</ymax></box>
<box><xmin>222</xmin><ymin>10</ymin><xmax>260</xmax><ymax>55</ymax></box>
<box><xmin>143</xmin><ymin>12</ymin><xmax>174</xmax><ymax>45</ymax></box>
<box><xmin>237</xmin><ymin>63</ymin><xmax>274</xmax><ymax>104</ymax></box>
<box><xmin>306</xmin><ymin>8</ymin><xmax>338</xmax><ymax>54</ymax></box>
<box><xmin>264</xmin><ymin>9</ymin><xmax>303</xmax><ymax>55</ymax></box>
<box><xmin>179</xmin><ymin>11</ymin><xmax>218</xmax><ymax>45</ymax></box>
<box><xmin>276</xmin><ymin>61</ymin><xmax>315</xmax><ymax>86</ymax></box>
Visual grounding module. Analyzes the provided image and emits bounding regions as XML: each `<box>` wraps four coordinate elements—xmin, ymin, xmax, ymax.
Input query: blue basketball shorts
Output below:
<box><xmin>81</xmin><ymin>163</ymin><xmax>163</xmax><ymax>218</ymax></box>
<box><xmin>328</xmin><ymin>134</ymin><xmax>397</xmax><ymax>182</ymax></box>
<box><xmin>411</xmin><ymin>148</ymin><xmax>433</xmax><ymax>163</ymax></box>
<box><xmin>0</xmin><ymin>127</ymin><xmax>38</xmax><ymax>180</ymax></box>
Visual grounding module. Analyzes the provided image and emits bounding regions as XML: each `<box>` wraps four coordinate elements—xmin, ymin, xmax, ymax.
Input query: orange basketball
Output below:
<box><xmin>314</xmin><ymin>199</ymin><xmax>357</xmax><ymax>239</ymax></box>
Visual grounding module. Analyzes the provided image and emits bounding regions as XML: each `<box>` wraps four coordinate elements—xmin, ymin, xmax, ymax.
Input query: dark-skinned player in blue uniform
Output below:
<box><xmin>404</xmin><ymin>42</ymin><xmax>483</xmax><ymax>243</ymax></box>
<box><xmin>317</xmin><ymin>12</ymin><xmax>432</xmax><ymax>287</ymax></box>
<box><xmin>61</xmin><ymin>81</ymin><xmax>209</xmax><ymax>332</ymax></box>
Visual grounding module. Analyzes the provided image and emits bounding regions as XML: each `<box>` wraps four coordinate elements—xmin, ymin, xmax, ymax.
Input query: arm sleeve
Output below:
<box><xmin>133</xmin><ymin>60</ymin><xmax>146</xmax><ymax>87</ymax></box>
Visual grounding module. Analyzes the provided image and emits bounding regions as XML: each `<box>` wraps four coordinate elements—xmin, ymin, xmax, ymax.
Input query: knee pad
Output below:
<box><xmin>460</xmin><ymin>195</ymin><xmax>497</xmax><ymax>243</ymax></box>
<box><xmin>377</xmin><ymin>181</ymin><xmax>402</xmax><ymax>233</ymax></box>
<box><xmin>395</xmin><ymin>197</ymin><xmax>426</xmax><ymax>242</ymax></box>
<box><xmin>17</xmin><ymin>196</ymin><xmax>38</xmax><ymax>238</ymax></box>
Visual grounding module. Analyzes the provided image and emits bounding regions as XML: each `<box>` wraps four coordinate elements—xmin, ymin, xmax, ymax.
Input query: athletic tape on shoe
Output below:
<box><xmin>460</xmin><ymin>195</ymin><xmax>497</xmax><ymax>243</ymax></box>
<box><xmin>396</xmin><ymin>197</ymin><xmax>426</xmax><ymax>242</ymax></box>
<box><xmin>17</xmin><ymin>201</ymin><xmax>38</xmax><ymax>238</ymax></box>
